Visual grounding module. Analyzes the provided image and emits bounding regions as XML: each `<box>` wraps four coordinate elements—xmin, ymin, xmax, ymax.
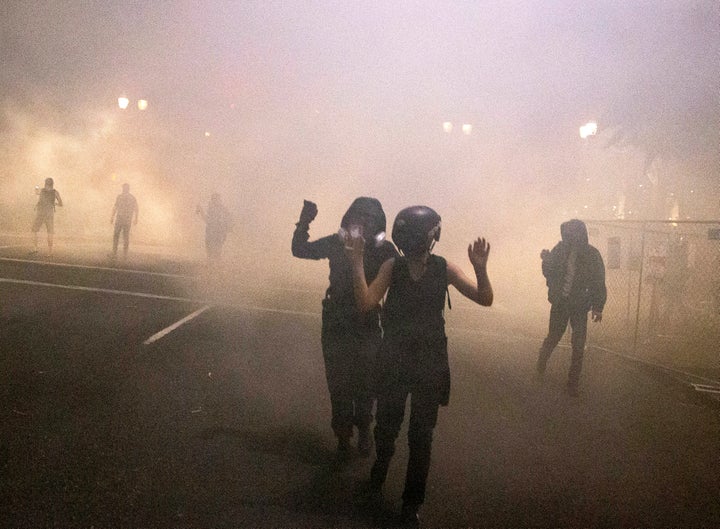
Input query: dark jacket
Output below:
<box><xmin>543</xmin><ymin>219</ymin><xmax>607</xmax><ymax>313</ymax></box>
<box><xmin>292</xmin><ymin>227</ymin><xmax>397</xmax><ymax>328</ymax></box>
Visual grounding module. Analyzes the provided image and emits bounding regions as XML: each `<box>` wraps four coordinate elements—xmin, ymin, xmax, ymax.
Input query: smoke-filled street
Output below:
<box><xmin>2</xmin><ymin>2</ymin><xmax>719</xmax><ymax>527</ymax></box>
<box><xmin>1</xmin><ymin>240</ymin><xmax>718</xmax><ymax>528</ymax></box>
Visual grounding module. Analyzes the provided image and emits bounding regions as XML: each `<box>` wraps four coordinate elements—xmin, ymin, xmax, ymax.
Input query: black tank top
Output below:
<box><xmin>382</xmin><ymin>255</ymin><xmax>447</xmax><ymax>339</ymax></box>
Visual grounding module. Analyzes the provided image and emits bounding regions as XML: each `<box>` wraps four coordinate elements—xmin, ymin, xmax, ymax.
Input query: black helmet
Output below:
<box><xmin>392</xmin><ymin>206</ymin><xmax>441</xmax><ymax>256</ymax></box>
<box><xmin>341</xmin><ymin>197</ymin><xmax>387</xmax><ymax>238</ymax></box>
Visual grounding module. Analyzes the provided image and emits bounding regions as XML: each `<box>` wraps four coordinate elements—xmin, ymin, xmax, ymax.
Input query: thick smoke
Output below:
<box><xmin>1</xmin><ymin>1</ymin><xmax>717</xmax><ymax>324</ymax></box>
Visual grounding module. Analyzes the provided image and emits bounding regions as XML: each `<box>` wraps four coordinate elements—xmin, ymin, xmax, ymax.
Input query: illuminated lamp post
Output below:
<box><xmin>118</xmin><ymin>96</ymin><xmax>130</xmax><ymax>110</ymax></box>
<box><xmin>579</xmin><ymin>121</ymin><xmax>597</xmax><ymax>139</ymax></box>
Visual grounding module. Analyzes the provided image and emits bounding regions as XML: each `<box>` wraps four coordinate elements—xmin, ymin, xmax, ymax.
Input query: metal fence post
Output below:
<box><xmin>632</xmin><ymin>222</ymin><xmax>647</xmax><ymax>357</ymax></box>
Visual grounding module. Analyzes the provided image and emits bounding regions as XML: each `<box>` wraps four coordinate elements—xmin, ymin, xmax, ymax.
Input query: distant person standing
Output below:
<box><xmin>31</xmin><ymin>177</ymin><xmax>63</xmax><ymax>255</ymax></box>
<box><xmin>197</xmin><ymin>193</ymin><xmax>233</xmax><ymax>261</ymax></box>
<box><xmin>536</xmin><ymin>219</ymin><xmax>606</xmax><ymax>396</ymax></box>
<box><xmin>110</xmin><ymin>183</ymin><xmax>139</xmax><ymax>260</ymax></box>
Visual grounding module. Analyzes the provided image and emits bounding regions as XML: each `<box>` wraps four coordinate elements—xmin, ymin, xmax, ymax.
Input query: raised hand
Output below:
<box><xmin>298</xmin><ymin>200</ymin><xmax>318</xmax><ymax>226</ymax></box>
<box><xmin>468</xmin><ymin>237</ymin><xmax>490</xmax><ymax>271</ymax></box>
<box><xmin>343</xmin><ymin>231</ymin><xmax>365</xmax><ymax>264</ymax></box>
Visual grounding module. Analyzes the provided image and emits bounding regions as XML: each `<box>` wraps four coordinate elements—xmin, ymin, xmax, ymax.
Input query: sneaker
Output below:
<box><xmin>357</xmin><ymin>427</ymin><xmax>372</xmax><ymax>457</ymax></box>
<box><xmin>399</xmin><ymin>503</ymin><xmax>420</xmax><ymax>527</ymax></box>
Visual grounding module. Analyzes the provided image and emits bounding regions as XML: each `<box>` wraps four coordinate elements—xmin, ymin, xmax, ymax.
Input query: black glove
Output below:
<box><xmin>297</xmin><ymin>200</ymin><xmax>318</xmax><ymax>226</ymax></box>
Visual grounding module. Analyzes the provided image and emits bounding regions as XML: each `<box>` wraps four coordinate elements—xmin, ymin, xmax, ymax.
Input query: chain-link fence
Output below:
<box><xmin>585</xmin><ymin>219</ymin><xmax>720</xmax><ymax>379</ymax></box>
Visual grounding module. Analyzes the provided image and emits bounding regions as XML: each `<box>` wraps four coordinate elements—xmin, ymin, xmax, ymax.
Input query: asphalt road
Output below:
<box><xmin>1</xmin><ymin>238</ymin><xmax>719</xmax><ymax>528</ymax></box>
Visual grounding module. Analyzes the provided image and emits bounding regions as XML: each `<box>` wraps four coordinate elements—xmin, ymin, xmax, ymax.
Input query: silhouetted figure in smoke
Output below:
<box><xmin>110</xmin><ymin>183</ymin><xmax>139</xmax><ymax>260</ymax></box>
<box><xmin>31</xmin><ymin>177</ymin><xmax>63</xmax><ymax>256</ymax></box>
<box><xmin>292</xmin><ymin>197</ymin><xmax>398</xmax><ymax>460</ymax></box>
<box><xmin>197</xmin><ymin>193</ymin><xmax>232</xmax><ymax>261</ymax></box>
<box><xmin>536</xmin><ymin>219</ymin><xmax>606</xmax><ymax>396</ymax></box>
<box><xmin>345</xmin><ymin>206</ymin><xmax>492</xmax><ymax>526</ymax></box>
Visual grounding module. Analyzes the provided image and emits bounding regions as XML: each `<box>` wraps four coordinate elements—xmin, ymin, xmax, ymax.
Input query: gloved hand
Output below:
<box><xmin>297</xmin><ymin>200</ymin><xmax>318</xmax><ymax>226</ymax></box>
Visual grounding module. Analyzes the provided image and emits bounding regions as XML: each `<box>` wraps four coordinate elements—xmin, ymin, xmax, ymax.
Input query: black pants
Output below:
<box><xmin>538</xmin><ymin>302</ymin><xmax>588</xmax><ymax>388</ymax></box>
<box><xmin>370</xmin><ymin>385</ymin><xmax>439</xmax><ymax>507</ymax></box>
<box><xmin>113</xmin><ymin>222</ymin><xmax>131</xmax><ymax>255</ymax></box>
<box><xmin>321</xmin><ymin>321</ymin><xmax>380</xmax><ymax>440</ymax></box>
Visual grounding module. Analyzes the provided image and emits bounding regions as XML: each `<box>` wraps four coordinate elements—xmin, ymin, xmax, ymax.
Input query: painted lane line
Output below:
<box><xmin>143</xmin><ymin>305</ymin><xmax>212</xmax><ymax>345</ymax></box>
<box><xmin>0</xmin><ymin>277</ymin><xmax>197</xmax><ymax>303</ymax></box>
<box><xmin>0</xmin><ymin>277</ymin><xmax>321</xmax><ymax>318</ymax></box>
<box><xmin>0</xmin><ymin>257</ymin><xmax>193</xmax><ymax>279</ymax></box>
<box><xmin>691</xmin><ymin>384</ymin><xmax>720</xmax><ymax>394</ymax></box>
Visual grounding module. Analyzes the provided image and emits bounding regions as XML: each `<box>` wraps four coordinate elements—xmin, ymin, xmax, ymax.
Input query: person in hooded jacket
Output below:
<box><xmin>292</xmin><ymin>197</ymin><xmax>398</xmax><ymax>459</ymax></box>
<box><xmin>536</xmin><ymin>219</ymin><xmax>607</xmax><ymax>396</ymax></box>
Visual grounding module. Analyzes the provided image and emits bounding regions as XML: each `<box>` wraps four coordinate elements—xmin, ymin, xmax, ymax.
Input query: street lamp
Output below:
<box><xmin>118</xmin><ymin>97</ymin><xmax>130</xmax><ymax>110</ymax></box>
<box><xmin>579</xmin><ymin>121</ymin><xmax>597</xmax><ymax>139</ymax></box>
<box><xmin>137</xmin><ymin>99</ymin><xmax>148</xmax><ymax>111</ymax></box>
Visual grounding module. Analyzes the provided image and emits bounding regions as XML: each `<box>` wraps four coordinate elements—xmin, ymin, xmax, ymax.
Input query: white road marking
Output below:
<box><xmin>691</xmin><ymin>383</ymin><xmax>720</xmax><ymax>394</ymax></box>
<box><xmin>143</xmin><ymin>305</ymin><xmax>212</xmax><ymax>345</ymax></box>
<box><xmin>2</xmin><ymin>274</ymin><xmax>719</xmax><ymax>390</ymax></box>
<box><xmin>0</xmin><ymin>256</ymin><xmax>192</xmax><ymax>279</ymax></box>
<box><xmin>0</xmin><ymin>277</ymin><xmax>196</xmax><ymax>302</ymax></box>
<box><xmin>0</xmin><ymin>277</ymin><xmax>322</xmax><ymax>317</ymax></box>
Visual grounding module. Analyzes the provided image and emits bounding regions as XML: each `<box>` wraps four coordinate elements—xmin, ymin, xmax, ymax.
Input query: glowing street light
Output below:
<box><xmin>442</xmin><ymin>122</ymin><xmax>453</xmax><ymax>133</ymax></box>
<box><xmin>579</xmin><ymin>121</ymin><xmax>598</xmax><ymax>139</ymax></box>
<box><xmin>118</xmin><ymin>96</ymin><xmax>130</xmax><ymax>110</ymax></box>
<box><xmin>137</xmin><ymin>99</ymin><xmax>148</xmax><ymax>111</ymax></box>
<box><xmin>462</xmin><ymin>123</ymin><xmax>473</xmax><ymax>135</ymax></box>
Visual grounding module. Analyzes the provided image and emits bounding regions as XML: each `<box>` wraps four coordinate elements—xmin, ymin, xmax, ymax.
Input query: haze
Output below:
<box><xmin>1</xmin><ymin>1</ymin><xmax>718</xmax><ymax>317</ymax></box>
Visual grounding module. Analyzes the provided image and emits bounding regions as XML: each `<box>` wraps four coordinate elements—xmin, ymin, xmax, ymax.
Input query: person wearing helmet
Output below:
<box><xmin>31</xmin><ymin>177</ymin><xmax>63</xmax><ymax>256</ymax></box>
<box><xmin>292</xmin><ymin>197</ymin><xmax>398</xmax><ymax>460</ymax></box>
<box><xmin>536</xmin><ymin>219</ymin><xmax>606</xmax><ymax>396</ymax></box>
<box><xmin>345</xmin><ymin>205</ymin><xmax>493</xmax><ymax>526</ymax></box>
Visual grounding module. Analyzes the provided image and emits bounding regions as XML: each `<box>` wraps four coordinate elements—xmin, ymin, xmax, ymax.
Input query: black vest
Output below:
<box><xmin>379</xmin><ymin>255</ymin><xmax>451</xmax><ymax>405</ymax></box>
<box><xmin>382</xmin><ymin>255</ymin><xmax>447</xmax><ymax>339</ymax></box>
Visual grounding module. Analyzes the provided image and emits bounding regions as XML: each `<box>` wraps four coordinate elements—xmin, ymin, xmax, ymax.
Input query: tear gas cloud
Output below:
<box><xmin>1</xmin><ymin>1</ymin><xmax>718</xmax><ymax>322</ymax></box>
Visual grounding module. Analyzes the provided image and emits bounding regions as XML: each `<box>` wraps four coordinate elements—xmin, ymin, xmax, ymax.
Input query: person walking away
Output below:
<box><xmin>197</xmin><ymin>193</ymin><xmax>232</xmax><ymax>261</ymax></box>
<box><xmin>31</xmin><ymin>177</ymin><xmax>63</xmax><ymax>256</ymax></box>
<box><xmin>345</xmin><ymin>205</ymin><xmax>493</xmax><ymax>526</ymax></box>
<box><xmin>536</xmin><ymin>218</ymin><xmax>606</xmax><ymax>396</ymax></box>
<box><xmin>110</xmin><ymin>183</ymin><xmax>139</xmax><ymax>260</ymax></box>
<box><xmin>292</xmin><ymin>197</ymin><xmax>398</xmax><ymax>460</ymax></box>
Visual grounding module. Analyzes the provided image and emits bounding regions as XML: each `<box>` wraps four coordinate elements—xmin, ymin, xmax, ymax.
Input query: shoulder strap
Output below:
<box><xmin>433</xmin><ymin>255</ymin><xmax>451</xmax><ymax>310</ymax></box>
